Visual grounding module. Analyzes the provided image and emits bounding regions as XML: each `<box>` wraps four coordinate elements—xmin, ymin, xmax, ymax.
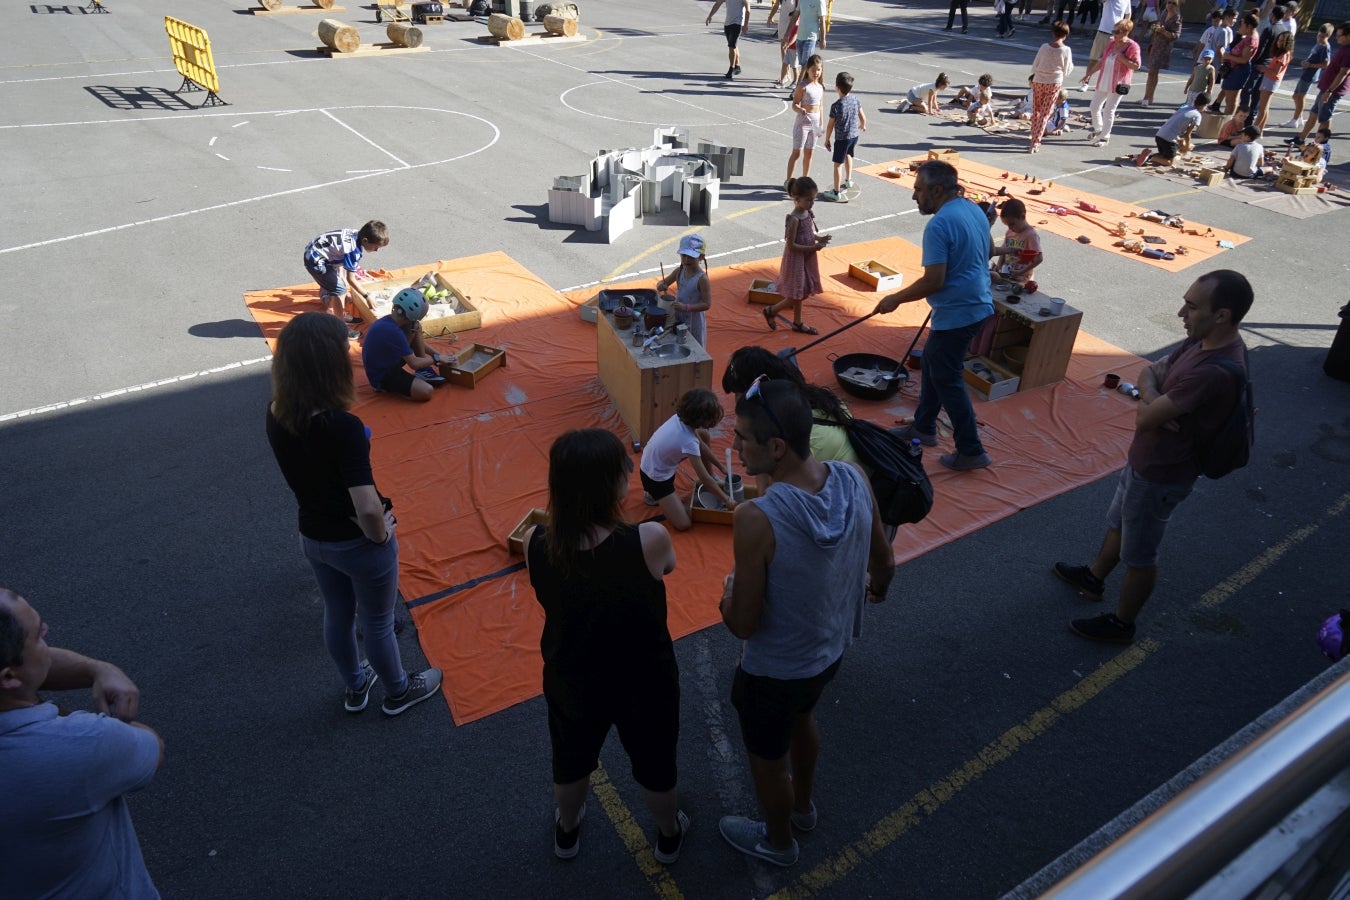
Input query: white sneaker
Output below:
<box><xmin>1278</xmin><ymin>117</ymin><xmax>1304</xmax><ymax>129</ymax></box>
<box><xmin>1139</xmin><ymin>97</ymin><xmax>1150</xmax><ymax>108</ymax></box>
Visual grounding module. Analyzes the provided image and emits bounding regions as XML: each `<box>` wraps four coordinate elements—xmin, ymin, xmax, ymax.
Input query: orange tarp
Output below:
<box><xmin>244</xmin><ymin>241</ymin><xmax>1147</xmax><ymax>725</ymax></box>
<box><xmin>857</xmin><ymin>155</ymin><xmax>1250</xmax><ymax>272</ymax></box>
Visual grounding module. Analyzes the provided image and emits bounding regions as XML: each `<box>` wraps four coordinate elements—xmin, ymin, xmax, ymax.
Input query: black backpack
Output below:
<box><xmin>1197</xmin><ymin>351</ymin><xmax>1254</xmax><ymax>479</ymax></box>
<box><xmin>820</xmin><ymin>417</ymin><xmax>934</xmax><ymax>526</ymax></box>
<box><xmin>469</xmin><ymin>0</ymin><xmax>490</xmax><ymax>14</ymax></box>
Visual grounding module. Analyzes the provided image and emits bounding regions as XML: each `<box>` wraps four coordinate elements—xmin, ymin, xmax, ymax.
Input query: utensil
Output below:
<box><xmin>777</xmin><ymin>311</ymin><xmax>881</xmax><ymax>360</ymax></box>
<box><xmin>725</xmin><ymin>448</ymin><xmax>733</xmax><ymax>501</ymax></box>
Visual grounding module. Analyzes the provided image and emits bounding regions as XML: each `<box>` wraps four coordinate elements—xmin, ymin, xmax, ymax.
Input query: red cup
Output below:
<box><xmin>1104</xmin><ymin>373</ymin><xmax>1120</xmax><ymax>389</ymax></box>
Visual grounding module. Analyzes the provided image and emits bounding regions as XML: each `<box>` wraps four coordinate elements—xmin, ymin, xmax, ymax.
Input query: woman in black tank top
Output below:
<box><xmin>523</xmin><ymin>429</ymin><xmax>689</xmax><ymax>863</ymax></box>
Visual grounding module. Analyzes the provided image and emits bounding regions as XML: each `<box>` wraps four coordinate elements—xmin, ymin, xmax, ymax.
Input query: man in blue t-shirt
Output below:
<box><xmin>361</xmin><ymin>287</ymin><xmax>446</xmax><ymax>402</ymax></box>
<box><xmin>874</xmin><ymin>160</ymin><xmax>995</xmax><ymax>471</ymax></box>
<box><xmin>0</xmin><ymin>588</ymin><xmax>164</xmax><ymax>899</ymax></box>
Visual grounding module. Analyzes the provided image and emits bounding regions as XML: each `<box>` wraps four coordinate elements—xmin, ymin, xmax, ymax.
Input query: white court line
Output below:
<box><xmin>0</xmin><ymin>105</ymin><xmax>500</xmax><ymax>255</ymax></box>
<box><xmin>0</xmin><ymin>356</ymin><xmax>272</xmax><ymax>424</ymax></box>
<box><xmin>215</xmin><ymin>153</ymin><xmax>230</xmax><ymax>161</ymax></box>
<box><xmin>320</xmin><ymin>109</ymin><xmax>409</xmax><ymax>168</ymax></box>
<box><xmin>231</xmin><ymin>121</ymin><xmax>250</xmax><ymax>128</ymax></box>
<box><xmin>256</xmin><ymin>166</ymin><xmax>292</xmax><ymax>172</ymax></box>
<box><xmin>208</xmin><ymin>135</ymin><xmax>217</xmax><ymax>146</ymax></box>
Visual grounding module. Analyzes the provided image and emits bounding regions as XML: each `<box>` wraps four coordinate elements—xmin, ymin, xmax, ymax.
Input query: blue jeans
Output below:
<box><xmin>912</xmin><ymin>319</ymin><xmax>987</xmax><ymax>457</ymax></box>
<box><xmin>302</xmin><ymin>534</ymin><xmax>409</xmax><ymax>696</ymax></box>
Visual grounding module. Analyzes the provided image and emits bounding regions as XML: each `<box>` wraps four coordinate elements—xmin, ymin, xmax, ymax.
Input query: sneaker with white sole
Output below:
<box><xmin>897</xmin><ymin>98</ymin><xmax>912</xmax><ymax>113</ymax></box>
<box><xmin>414</xmin><ymin>367</ymin><xmax>446</xmax><ymax>385</ymax></box>
<box><xmin>381</xmin><ymin>667</ymin><xmax>443</xmax><ymax>716</ymax></box>
<box><xmin>555</xmin><ymin>803</ymin><xmax>585</xmax><ymax>859</ymax></box>
<box><xmin>820</xmin><ymin>189</ymin><xmax>841</xmax><ymax>202</ymax></box>
<box><xmin>790</xmin><ymin>801</ymin><xmax>817</xmax><ymax>832</ymax></box>
<box><xmin>1277</xmin><ymin>117</ymin><xmax>1304</xmax><ymax>129</ymax></box>
<box><xmin>344</xmin><ymin>660</ymin><xmax>378</xmax><ymax>713</ymax></box>
<box><xmin>719</xmin><ymin>815</ymin><xmax>799</xmax><ymax>867</ymax></box>
<box><xmin>841</xmin><ymin>179</ymin><xmax>853</xmax><ymax>189</ymax></box>
<box><xmin>653</xmin><ymin>810</ymin><xmax>690</xmax><ymax>864</ymax></box>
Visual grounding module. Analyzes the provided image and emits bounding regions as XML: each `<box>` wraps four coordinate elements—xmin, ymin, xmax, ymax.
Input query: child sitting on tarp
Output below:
<box><xmin>360</xmin><ymin>288</ymin><xmax>446</xmax><ymax>403</ymax></box>
<box><xmin>988</xmin><ymin>200</ymin><xmax>1043</xmax><ymax>287</ymax></box>
<box><xmin>639</xmin><ymin>389</ymin><xmax>733</xmax><ymax>531</ymax></box>
<box><xmin>1215</xmin><ymin>107</ymin><xmax>1249</xmax><ymax>149</ymax></box>
<box><xmin>954</xmin><ymin>74</ymin><xmax>995</xmax><ymax>126</ymax></box>
<box><xmin>1223</xmin><ymin>126</ymin><xmax>1266</xmax><ymax>179</ymax></box>
<box><xmin>656</xmin><ymin>234</ymin><xmax>711</xmax><ymax>347</ymax></box>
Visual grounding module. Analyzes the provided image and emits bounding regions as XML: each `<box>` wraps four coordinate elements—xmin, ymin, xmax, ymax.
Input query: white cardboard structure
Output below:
<box><xmin>546</xmin><ymin>127</ymin><xmax>747</xmax><ymax>243</ymax></box>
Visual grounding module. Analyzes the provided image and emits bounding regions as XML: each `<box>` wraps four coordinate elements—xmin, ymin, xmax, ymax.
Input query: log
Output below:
<box><xmin>542</xmin><ymin>12</ymin><xmax>575</xmax><ymax>35</ymax></box>
<box><xmin>487</xmin><ymin>12</ymin><xmax>524</xmax><ymax>40</ymax></box>
<box><xmin>386</xmin><ymin>22</ymin><xmax>423</xmax><ymax>46</ymax></box>
<box><xmin>258</xmin><ymin>0</ymin><xmax>282</xmax><ymax>9</ymax></box>
<box><xmin>318</xmin><ymin>18</ymin><xmax>360</xmax><ymax>52</ymax></box>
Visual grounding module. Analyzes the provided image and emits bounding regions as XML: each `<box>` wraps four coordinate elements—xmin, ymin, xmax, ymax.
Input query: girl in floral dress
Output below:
<box><xmin>763</xmin><ymin>176</ymin><xmax>831</xmax><ymax>335</ymax></box>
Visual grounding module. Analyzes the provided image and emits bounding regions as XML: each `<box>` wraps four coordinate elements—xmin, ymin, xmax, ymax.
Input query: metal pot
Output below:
<box><xmin>829</xmin><ymin>351</ymin><xmax>907</xmax><ymax>402</ymax></box>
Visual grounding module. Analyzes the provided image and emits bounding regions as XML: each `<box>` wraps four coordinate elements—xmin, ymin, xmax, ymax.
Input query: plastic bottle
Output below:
<box><xmin>909</xmin><ymin>437</ymin><xmax>923</xmax><ymax>459</ymax></box>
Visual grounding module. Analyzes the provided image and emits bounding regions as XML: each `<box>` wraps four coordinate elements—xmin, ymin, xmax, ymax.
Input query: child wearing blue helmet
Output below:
<box><xmin>360</xmin><ymin>288</ymin><xmax>445</xmax><ymax>402</ymax></box>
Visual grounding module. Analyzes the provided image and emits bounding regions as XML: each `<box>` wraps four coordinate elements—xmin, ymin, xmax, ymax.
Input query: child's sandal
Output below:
<box><xmin>790</xmin><ymin>321</ymin><xmax>819</xmax><ymax>335</ymax></box>
<box><xmin>763</xmin><ymin>307</ymin><xmax>778</xmax><ymax>330</ymax></box>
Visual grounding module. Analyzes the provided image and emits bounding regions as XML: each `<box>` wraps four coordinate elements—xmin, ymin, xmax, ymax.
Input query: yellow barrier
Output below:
<box><xmin>165</xmin><ymin>16</ymin><xmax>223</xmax><ymax>104</ymax></box>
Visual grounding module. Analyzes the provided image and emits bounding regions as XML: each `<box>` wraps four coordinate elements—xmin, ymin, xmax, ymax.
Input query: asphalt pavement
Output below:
<box><xmin>2</xmin><ymin>0</ymin><xmax>1348</xmax><ymax>897</ymax></box>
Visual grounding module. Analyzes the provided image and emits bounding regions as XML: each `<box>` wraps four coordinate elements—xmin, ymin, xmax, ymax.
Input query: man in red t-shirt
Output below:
<box><xmin>1052</xmin><ymin>270</ymin><xmax>1254</xmax><ymax>643</ymax></box>
<box><xmin>1295</xmin><ymin>22</ymin><xmax>1350</xmax><ymax>145</ymax></box>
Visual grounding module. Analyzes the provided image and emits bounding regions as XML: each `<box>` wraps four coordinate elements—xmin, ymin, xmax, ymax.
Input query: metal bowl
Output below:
<box><xmin>829</xmin><ymin>352</ymin><xmax>907</xmax><ymax>401</ymax></box>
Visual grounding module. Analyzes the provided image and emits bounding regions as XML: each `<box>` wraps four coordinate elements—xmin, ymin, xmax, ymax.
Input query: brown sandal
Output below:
<box><xmin>763</xmin><ymin>306</ymin><xmax>778</xmax><ymax>330</ymax></box>
<box><xmin>790</xmin><ymin>321</ymin><xmax>819</xmax><ymax>335</ymax></box>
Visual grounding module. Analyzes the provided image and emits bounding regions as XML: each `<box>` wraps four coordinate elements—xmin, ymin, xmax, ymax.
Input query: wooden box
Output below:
<box><xmin>689</xmin><ymin>483</ymin><xmax>760</xmax><ymax>525</ymax></box>
<box><xmin>353</xmin><ymin>271</ymin><xmax>482</xmax><ymax>337</ymax></box>
<box><xmin>848</xmin><ymin>260</ymin><xmax>904</xmax><ymax>292</ymax></box>
<box><xmin>926</xmin><ymin>148</ymin><xmax>960</xmax><ymax>165</ymax></box>
<box><xmin>1198</xmin><ymin>167</ymin><xmax>1224</xmax><ymax>187</ymax></box>
<box><xmin>988</xmin><ymin>296</ymin><xmax>1083</xmax><ymax>391</ymax></box>
<box><xmin>747</xmin><ymin>278</ymin><xmax>784</xmax><ymax>306</ymax></box>
<box><xmin>1197</xmin><ymin>110</ymin><xmax>1227</xmax><ymax>140</ymax></box>
<box><xmin>963</xmin><ymin>355</ymin><xmax>1021</xmax><ymax>401</ymax></box>
<box><xmin>438</xmin><ymin>343</ymin><xmax>506</xmax><ymax>388</ymax></box>
<box><xmin>507</xmin><ymin>508</ymin><xmax>548</xmax><ymax>555</ymax></box>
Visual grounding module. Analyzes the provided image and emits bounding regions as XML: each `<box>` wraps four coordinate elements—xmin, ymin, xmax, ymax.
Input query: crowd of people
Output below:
<box><xmin>1</xmin><ymin>5</ymin><xmax>1278</xmax><ymax>893</ymax></box>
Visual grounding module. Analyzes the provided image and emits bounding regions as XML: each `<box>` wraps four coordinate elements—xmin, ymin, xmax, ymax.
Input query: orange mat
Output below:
<box><xmin>244</xmin><ymin>241</ymin><xmax>1147</xmax><ymax>725</ymax></box>
<box><xmin>857</xmin><ymin>155</ymin><xmax>1250</xmax><ymax>272</ymax></box>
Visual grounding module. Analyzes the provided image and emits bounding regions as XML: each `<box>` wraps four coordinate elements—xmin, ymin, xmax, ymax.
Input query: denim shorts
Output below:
<box><xmin>305</xmin><ymin>258</ymin><xmax>346</xmax><ymax>298</ymax></box>
<box><xmin>1294</xmin><ymin>68</ymin><xmax>1317</xmax><ymax>96</ymax></box>
<box><xmin>1104</xmin><ymin>466</ymin><xmax>1194</xmax><ymax>567</ymax></box>
<box><xmin>1312</xmin><ymin>92</ymin><xmax>1342</xmax><ymax>123</ymax></box>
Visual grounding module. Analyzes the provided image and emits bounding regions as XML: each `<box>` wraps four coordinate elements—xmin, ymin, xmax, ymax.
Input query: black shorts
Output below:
<box><xmin>376</xmin><ymin>368</ymin><xmax>417</xmax><ymax>397</ymax></box>
<box><xmin>546</xmin><ymin>670</ymin><xmax>680</xmax><ymax>791</ymax></box>
<box><xmin>640</xmin><ymin>469</ymin><xmax>677</xmax><ymax>501</ymax></box>
<box><xmin>832</xmin><ymin>136</ymin><xmax>858</xmax><ymax>165</ymax></box>
<box><xmin>1154</xmin><ymin>136</ymin><xmax>1178</xmax><ymax>158</ymax></box>
<box><xmin>724</xmin><ymin>23</ymin><xmax>742</xmax><ymax>48</ymax></box>
<box><xmin>731</xmin><ymin>656</ymin><xmax>842</xmax><ymax>760</ymax></box>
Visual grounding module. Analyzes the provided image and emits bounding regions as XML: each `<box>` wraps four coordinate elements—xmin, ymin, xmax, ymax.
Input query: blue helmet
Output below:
<box><xmin>392</xmin><ymin>288</ymin><xmax>427</xmax><ymax>322</ymax></box>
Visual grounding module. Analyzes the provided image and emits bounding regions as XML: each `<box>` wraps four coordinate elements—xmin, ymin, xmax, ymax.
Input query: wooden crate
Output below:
<box><xmin>848</xmin><ymin>260</ymin><xmax>904</xmax><ymax>292</ymax></box>
<box><xmin>926</xmin><ymin>148</ymin><xmax>960</xmax><ymax>165</ymax></box>
<box><xmin>352</xmin><ymin>271</ymin><xmax>481</xmax><ymax>336</ymax></box>
<box><xmin>1197</xmin><ymin>167</ymin><xmax>1224</xmax><ymax>187</ymax></box>
<box><xmin>438</xmin><ymin>343</ymin><xmax>506</xmax><ymax>388</ymax></box>
<box><xmin>989</xmin><ymin>296</ymin><xmax>1082</xmax><ymax>391</ymax></box>
<box><xmin>507</xmin><ymin>508</ymin><xmax>548</xmax><ymax>555</ymax></box>
<box><xmin>595</xmin><ymin>309</ymin><xmax>713</xmax><ymax>445</ymax></box>
<box><xmin>963</xmin><ymin>355</ymin><xmax>1021</xmax><ymax>401</ymax></box>
<box><xmin>747</xmin><ymin>278</ymin><xmax>784</xmax><ymax>306</ymax></box>
<box><xmin>689</xmin><ymin>482</ymin><xmax>760</xmax><ymax>525</ymax></box>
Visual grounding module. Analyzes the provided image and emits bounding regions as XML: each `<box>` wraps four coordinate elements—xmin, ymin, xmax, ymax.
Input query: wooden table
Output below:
<box><xmin>596</xmin><ymin>311</ymin><xmax>714</xmax><ymax>447</ymax></box>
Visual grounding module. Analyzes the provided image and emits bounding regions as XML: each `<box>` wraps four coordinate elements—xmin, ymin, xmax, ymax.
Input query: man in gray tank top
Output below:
<box><xmin>717</xmin><ymin>378</ymin><xmax>895</xmax><ymax>867</ymax></box>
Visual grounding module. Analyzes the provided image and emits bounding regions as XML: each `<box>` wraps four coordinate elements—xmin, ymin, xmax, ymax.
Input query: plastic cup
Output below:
<box><xmin>1104</xmin><ymin>373</ymin><xmax>1120</xmax><ymax>389</ymax></box>
<box><xmin>1048</xmin><ymin>297</ymin><xmax>1065</xmax><ymax>315</ymax></box>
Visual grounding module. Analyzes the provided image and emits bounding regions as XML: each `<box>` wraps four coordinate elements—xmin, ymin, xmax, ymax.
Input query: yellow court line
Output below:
<box><xmin>769</xmin><ymin>639</ymin><xmax>1162</xmax><ymax>900</ymax></box>
<box><xmin>590</xmin><ymin>763</ymin><xmax>684</xmax><ymax>899</ymax></box>
<box><xmin>602</xmin><ymin>202</ymin><xmax>781</xmax><ymax>282</ymax></box>
<box><xmin>1128</xmin><ymin>187</ymin><xmax>1203</xmax><ymax>205</ymax></box>
<box><xmin>1198</xmin><ymin>490</ymin><xmax>1350</xmax><ymax>610</ymax></box>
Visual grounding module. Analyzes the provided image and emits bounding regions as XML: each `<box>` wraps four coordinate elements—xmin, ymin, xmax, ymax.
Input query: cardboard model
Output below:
<box><xmin>546</xmin><ymin>127</ymin><xmax>746</xmax><ymax>242</ymax></box>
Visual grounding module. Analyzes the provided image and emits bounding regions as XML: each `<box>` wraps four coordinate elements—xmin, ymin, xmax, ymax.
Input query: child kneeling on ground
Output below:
<box><xmin>895</xmin><ymin>73</ymin><xmax>950</xmax><ymax>114</ymax></box>
<box><xmin>639</xmin><ymin>389</ymin><xmax>733</xmax><ymax>531</ymax></box>
<box><xmin>1147</xmin><ymin>92</ymin><xmax>1207</xmax><ymax>166</ymax></box>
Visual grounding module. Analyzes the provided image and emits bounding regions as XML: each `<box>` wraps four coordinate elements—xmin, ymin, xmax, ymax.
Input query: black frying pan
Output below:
<box><xmin>829</xmin><ymin>352</ymin><xmax>907</xmax><ymax>401</ymax></box>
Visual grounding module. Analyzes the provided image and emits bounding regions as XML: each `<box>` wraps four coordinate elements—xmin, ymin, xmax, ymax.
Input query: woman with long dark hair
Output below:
<box><xmin>265</xmin><ymin>312</ymin><xmax>442</xmax><ymax>717</ymax></box>
<box><xmin>523</xmin><ymin>429</ymin><xmax>687</xmax><ymax>864</ymax></box>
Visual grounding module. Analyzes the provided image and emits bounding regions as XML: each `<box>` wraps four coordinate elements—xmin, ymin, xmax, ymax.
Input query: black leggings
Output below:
<box><xmin>947</xmin><ymin>0</ymin><xmax>968</xmax><ymax>28</ymax></box>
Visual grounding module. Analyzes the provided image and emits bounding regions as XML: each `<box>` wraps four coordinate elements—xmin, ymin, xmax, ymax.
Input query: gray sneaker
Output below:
<box><xmin>343</xmin><ymin>660</ymin><xmax>378</xmax><ymax>713</ymax></box>
<box><xmin>891</xmin><ymin>423</ymin><xmax>937</xmax><ymax>447</ymax></box>
<box><xmin>719</xmin><ymin>815</ymin><xmax>799</xmax><ymax>867</ymax></box>
<box><xmin>381</xmin><ymin>667</ymin><xmax>443</xmax><ymax>716</ymax></box>
<box><xmin>940</xmin><ymin>451</ymin><xmax>992</xmax><ymax>471</ymax></box>
<box><xmin>555</xmin><ymin>802</ymin><xmax>586</xmax><ymax>860</ymax></box>
<box><xmin>790</xmin><ymin>801</ymin><xmax>817</xmax><ymax>832</ymax></box>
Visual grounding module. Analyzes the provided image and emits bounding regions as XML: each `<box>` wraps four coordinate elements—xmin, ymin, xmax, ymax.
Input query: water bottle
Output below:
<box><xmin>908</xmin><ymin>437</ymin><xmax>923</xmax><ymax>459</ymax></box>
